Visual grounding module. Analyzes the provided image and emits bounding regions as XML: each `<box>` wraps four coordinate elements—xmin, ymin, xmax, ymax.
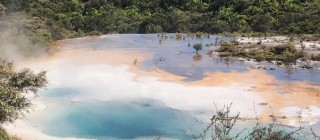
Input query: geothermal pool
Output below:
<box><xmin>6</xmin><ymin>34</ymin><xmax>320</xmax><ymax>139</ymax></box>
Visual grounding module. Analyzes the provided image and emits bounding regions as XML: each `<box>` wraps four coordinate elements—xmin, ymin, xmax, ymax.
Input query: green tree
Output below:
<box><xmin>0</xmin><ymin>59</ymin><xmax>47</xmax><ymax>139</ymax></box>
<box><xmin>193</xmin><ymin>43</ymin><xmax>203</xmax><ymax>53</ymax></box>
<box><xmin>2</xmin><ymin>0</ymin><xmax>320</xmax><ymax>41</ymax></box>
<box><xmin>252</xmin><ymin>13</ymin><xmax>273</xmax><ymax>38</ymax></box>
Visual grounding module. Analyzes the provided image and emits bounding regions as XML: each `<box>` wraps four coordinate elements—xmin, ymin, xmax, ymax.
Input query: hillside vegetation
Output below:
<box><xmin>0</xmin><ymin>0</ymin><xmax>319</xmax><ymax>43</ymax></box>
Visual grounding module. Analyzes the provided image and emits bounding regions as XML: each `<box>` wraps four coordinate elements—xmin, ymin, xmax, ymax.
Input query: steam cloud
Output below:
<box><xmin>0</xmin><ymin>13</ymin><xmax>48</xmax><ymax>61</ymax></box>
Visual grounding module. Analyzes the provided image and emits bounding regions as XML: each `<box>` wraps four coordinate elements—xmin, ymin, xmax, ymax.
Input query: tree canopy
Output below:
<box><xmin>0</xmin><ymin>0</ymin><xmax>319</xmax><ymax>42</ymax></box>
<box><xmin>0</xmin><ymin>59</ymin><xmax>47</xmax><ymax>124</ymax></box>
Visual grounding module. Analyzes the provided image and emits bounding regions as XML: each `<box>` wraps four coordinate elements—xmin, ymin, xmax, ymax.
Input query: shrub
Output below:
<box><xmin>216</xmin><ymin>45</ymin><xmax>237</xmax><ymax>53</ymax></box>
<box><xmin>270</xmin><ymin>43</ymin><xmax>296</xmax><ymax>55</ymax></box>
<box><xmin>289</xmin><ymin>36</ymin><xmax>295</xmax><ymax>42</ymax></box>
<box><xmin>220</xmin><ymin>41</ymin><xmax>233</xmax><ymax>47</ymax></box>
<box><xmin>268</xmin><ymin>43</ymin><xmax>306</xmax><ymax>63</ymax></box>
<box><xmin>311</xmin><ymin>54</ymin><xmax>320</xmax><ymax>61</ymax></box>
<box><xmin>195</xmin><ymin>32</ymin><xmax>203</xmax><ymax>39</ymax></box>
<box><xmin>195</xmin><ymin>103</ymin><xmax>317</xmax><ymax>140</ymax></box>
<box><xmin>175</xmin><ymin>33</ymin><xmax>182</xmax><ymax>40</ymax></box>
<box><xmin>0</xmin><ymin>59</ymin><xmax>47</xmax><ymax>123</ymax></box>
<box><xmin>0</xmin><ymin>127</ymin><xmax>21</xmax><ymax>140</ymax></box>
<box><xmin>230</xmin><ymin>40</ymin><xmax>240</xmax><ymax>45</ymax></box>
<box><xmin>193</xmin><ymin>43</ymin><xmax>203</xmax><ymax>53</ymax></box>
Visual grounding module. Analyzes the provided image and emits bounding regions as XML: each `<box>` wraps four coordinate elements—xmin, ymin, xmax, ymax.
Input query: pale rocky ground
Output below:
<box><xmin>235</xmin><ymin>36</ymin><xmax>320</xmax><ymax>69</ymax></box>
<box><xmin>236</xmin><ymin>36</ymin><xmax>320</xmax><ymax>54</ymax></box>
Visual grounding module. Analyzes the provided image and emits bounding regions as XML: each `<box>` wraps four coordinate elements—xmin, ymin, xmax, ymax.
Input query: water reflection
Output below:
<box><xmin>192</xmin><ymin>54</ymin><xmax>202</xmax><ymax>62</ymax></box>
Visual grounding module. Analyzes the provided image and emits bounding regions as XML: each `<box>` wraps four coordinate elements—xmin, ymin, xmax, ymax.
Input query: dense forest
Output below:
<box><xmin>0</xmin><ymin>0</ymin><xmax>319</xmax><ymax>44</ymax></box>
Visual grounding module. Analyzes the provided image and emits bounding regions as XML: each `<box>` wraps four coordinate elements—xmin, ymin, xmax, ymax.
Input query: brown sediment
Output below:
<box><xmin>187</xmin><ymin>69</ymin><xmax>320</xmax><ymax>123</ymax></box>
<box><xmin>21</xmin><ymin>39</ymin><xmax>186</xmax><ymax>83</ymax></box>
<box><xmin>252</xmin><ymin>78</ymin><xmax>320</xmax><ymax>123</ymax></box>
<box><xmin>131</xmin><ymin>68</ymin><xmax>186</xmax><ymax>82</ymax></box>
<box><xmin>48</xmin><ymin>35</ymin><xmax>103</xmax><ymax>51</ymax></box>
<box><xmin>191</xmin><ymin>69</ymin><xmax>277</xmax><ymax>87</ymax></box>
<box><xmin>18</xmin><ymin>48</ymin><xmax>147</xmax><ymax>67</ymax></box>
<box><xmin>49</xmin><ymin>40</ymin><xmax>64</xmax><ymax>50</ymax></box>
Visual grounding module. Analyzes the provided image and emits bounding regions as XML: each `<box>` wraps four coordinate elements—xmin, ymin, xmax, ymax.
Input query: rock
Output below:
<box><xmin>185</xmin><ymin>73</ymin><xmax>192</xmax><ymax>76</ymax></box>
<box><xmin>301</xmin><ymin>64</ymin><xmax>313</xmax><ymax>69</ymax></box>
<box><xmin>237</xmin><ymin>58</ymin><xmax>246</xmax><ymax>61</ymax></box>
<box><xmin>290</xmin><ymin>65</ymin><xmax>298</xmax><ymax>69</ymax></box>
<box><xmin>258</xmin><ymin>103</ymin><xmax>268</xmax><ymax>106</ymax></box>
<box><xmin>296</xmin><ymin>60</ymin><xmax>303</xmax><ymax>63</ymax></box>
<box><xmin>271</xmin><ymin>61</ymin><xmax>283</xmax><ymax>65</ymax></box>
<box><xmin>255</xmin><ymin>64</ymin><xmax>263</xmax><ymax>69</ymax></box>
<box><xmin>276</xmin><ymin>61</ymin><xmax>283</xmax><ymax>65</ymax></box>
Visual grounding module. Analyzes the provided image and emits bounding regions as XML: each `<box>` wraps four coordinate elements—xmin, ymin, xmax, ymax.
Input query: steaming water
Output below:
<box><xmin>14</xmin><ymin>34</ymin><xmax>320</xmax><ymax>139</ymax></box>
<box><xmin>31</xmin><ymin>98</ymin><xmax>201</xmax><ymax>140</ymax></box>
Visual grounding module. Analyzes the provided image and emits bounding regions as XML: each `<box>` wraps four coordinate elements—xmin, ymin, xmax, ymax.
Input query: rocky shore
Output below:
<box><xmin>214</xmin><ymin>35</ymin><xmax>320</xmax><ymax>70</ymax></box>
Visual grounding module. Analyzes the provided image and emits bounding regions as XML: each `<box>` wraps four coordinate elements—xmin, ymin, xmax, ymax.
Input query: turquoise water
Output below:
<box><xmin>34</xmin><ymin>88</ymin><xmax>205</xmax><ymax>139</ymax></box>
<box><xmin>33</xmin><ymin>97</ymin><xmax>203</xmax><ymax>139</ymax></box>
<box><xmin>38</xmin><ymin>89</ymin><xmax>311</xmax><ymax>140</ymax></box>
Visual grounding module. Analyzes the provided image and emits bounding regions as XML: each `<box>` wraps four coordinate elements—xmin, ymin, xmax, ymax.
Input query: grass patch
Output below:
<box><xmin>0</xmin><ymin>127</ymin><xmax>20</xmax><ymax>140</ymax></box>
<box><xmin>216</xmin><ymin>42</ymin><xmax>306</xmax><ymax>63</ymax></box>
<box><xmin>310</xmin><ymin>54</ymin><xmax>320</xmax><ymax>61</ymax></box>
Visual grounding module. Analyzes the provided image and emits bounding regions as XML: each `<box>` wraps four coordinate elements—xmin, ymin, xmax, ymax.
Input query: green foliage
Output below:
<box><xmin>311</xmin><ymin>54</ymin><xmax>320</xmax><ymax>61</ymax></box>
<box><xmin>193</xmin><ymin>43</ymin><xmax>203</xmax><ymax>53</ymax></box>
<box><xmin>0</xmin><ymin>127</ymin><xmax>20</xmax><ymax>140</ymax></box>
<box><xmin>195</xmin><ymin>32</ymin><xmax>203</xmax><ymax>39</ymax></box>
<box><xmin>196</xmin><ymin>104</ymin><xmax>315</xmax><ymax>140</ymax></box>
<box><xmin>1</xmin><ymin>0</ymin><xmax>319</xmax><ymax>42</ymax></box>
<box><xmin>252</xmin><ymin>13</ymin><xmax>273</xmax><ymax>35</ymax></box>
<box><xmin>216</xmin><ymin>42</ymin><xmax>305</xmax><ymax>63</ymax></box>
<box><xmin>269</xmin><ymin>44</ymin><xmax>295</xmax><ymax>55</ymax></box>
<box><xmin>0</xmin><ymin>128</ymin><xmax>10</xmax><ymax>140</ymax></box>
<box><xmin>0</xmin><ymin>59</ymin><xmax>47</xmax><ymax>123</ymax></box>
<box><xmin>265</xmin><ymin>43</ymin><xmax>304</xmax><ymax>62</ymax></box>
<box><xmin>175</xmin><ymin>33</ymin><xmax>183</xmax><ymax>40</ymax></box>
<box><xmin>217</xmin><ymin>44</ymin><xmax>237</xmax><ymax>53</ymax></box>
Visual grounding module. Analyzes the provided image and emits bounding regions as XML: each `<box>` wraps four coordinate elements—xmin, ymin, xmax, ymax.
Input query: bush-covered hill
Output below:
<box><xmin>0</xmin><ymin>0</ymin><xmax>319</xmax><ymax>42</ymax></box>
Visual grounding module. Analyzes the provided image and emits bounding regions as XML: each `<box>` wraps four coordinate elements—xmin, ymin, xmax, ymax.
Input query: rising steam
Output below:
<box><xmin>0</xmin><ymin>13</ymin><xmax>49</xmax><ymax>61</ymax></box>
